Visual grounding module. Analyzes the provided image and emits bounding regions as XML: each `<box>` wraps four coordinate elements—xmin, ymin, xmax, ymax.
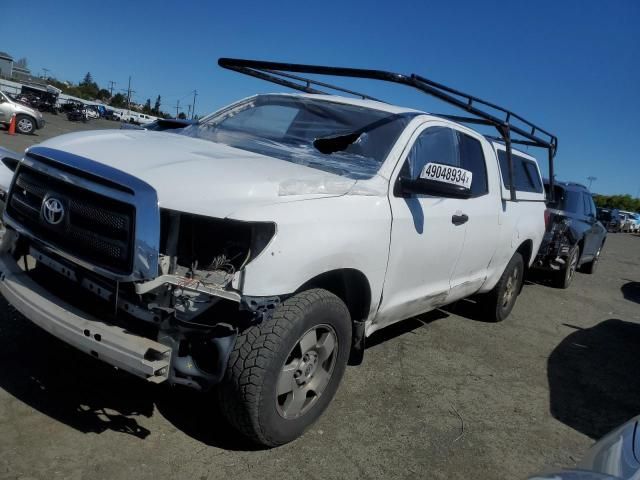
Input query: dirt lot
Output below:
<box><xmin>0</xmin><ymin>112</ymin><xmax>117</xmax><ymax>154</ymax></box>
<box><xmin>0</xmin><ymin>116</ymin><xmax>639</xmax><ymax>479</ymax></box>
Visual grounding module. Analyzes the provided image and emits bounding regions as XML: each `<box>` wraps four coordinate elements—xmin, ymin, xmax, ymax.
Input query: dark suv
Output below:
<box><xmin>534</xmin><ymin>181</ymin><xmax>607</xmax><ymax>288</ymax></box>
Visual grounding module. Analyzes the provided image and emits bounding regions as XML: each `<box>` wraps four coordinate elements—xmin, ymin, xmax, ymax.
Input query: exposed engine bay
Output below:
<box><xmin>4</xmin><ymin>211</ymin><xmax>276</xmax><ymax>389</ymax></box>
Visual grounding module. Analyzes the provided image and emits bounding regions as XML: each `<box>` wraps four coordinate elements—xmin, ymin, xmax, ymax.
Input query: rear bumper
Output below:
<box><xmin>0</xmin><ymin>252</ymin><xmax>171</xmax><ymax>383</ymax></box>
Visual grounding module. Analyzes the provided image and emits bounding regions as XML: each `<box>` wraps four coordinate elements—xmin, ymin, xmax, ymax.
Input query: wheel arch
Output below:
<box><xmin>295</xmin><ymin>268</ymin><xmax>372</xmax><ymax>365</ymax></box>
<box><xmin>296</xmin><ymin>268</ymin><xmax>372</xmax><ymax>323</ymax></box>
<box><xmin>516</xmin><ymin>239</ymin><xmax>534</xmax><ymax>269</ymax></box>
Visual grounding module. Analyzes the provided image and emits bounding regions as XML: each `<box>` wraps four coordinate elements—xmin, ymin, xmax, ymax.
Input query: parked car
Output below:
<box><xmin>534</xmin><ymin>181</ymin><xmax>607</xmax><ymax>288</ymax></box>
<box><xmin>531</xmin><ymin>415</ymin><xmax>640</xmax><ymax>479</ymax></box>
<box><xmin>619</xmin><ymin>210</ymin><xmax>639</xmax><ymax>233</ymax></box>
<box><xmin>0</xmin><ymin>90</ymin><xmax>45</xmax><ymax>134</ymax></box>
<box><xmin>120</xmin><ymin>117</ymin><xmax>195</xmax><ymax>132</ymax></box>
<box><xmin>129</xmin><ymin>111</ymin><xmax>158</xmax><ymax>125</ymax></box>
<box><xmin>85</xmin><ymin>106</ymin><xmax>100</xmax><ymax>119</ymax></box>
<box><xmin>66</xmin><ymin>105</ymin><xmax>89</xmax><ymax>122</ymax></box>
<box><xmin>0</xmin><ymin>59</ymin><xmax>557</xmax><ymax>446</ymax></box>
<box><xmin>597</xmin><ymin>207</ymin><xmax>627</xmax><ymax>232</ymax></box>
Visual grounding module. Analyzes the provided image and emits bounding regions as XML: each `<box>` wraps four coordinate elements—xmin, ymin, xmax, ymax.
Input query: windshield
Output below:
<box><xmin>180</xmin><ymin>95</ymin><xmax>415</xmax><ymax>179</ymax></box>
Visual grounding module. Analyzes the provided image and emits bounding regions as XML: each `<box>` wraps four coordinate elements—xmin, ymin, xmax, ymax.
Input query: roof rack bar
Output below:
<box><xmin>433</xmin><ymin>114</ymin><xmax>495</xmax><ymax>126</ymax></box>
<box><xmin>217</xmin><ymin>57</ymin><xmax>558</xmax><ymax>202</ymax></box>
<box><xmin>263</xmin><ymin>69</ymin><xmax>384</xmax><ymax>102</ymax></box>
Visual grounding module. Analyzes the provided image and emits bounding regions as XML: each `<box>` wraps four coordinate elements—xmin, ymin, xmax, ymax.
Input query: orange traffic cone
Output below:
<box><xmin>7</xmin><ymin>114</ymin><xmax>16</xmax><ymax>135</ymax></box>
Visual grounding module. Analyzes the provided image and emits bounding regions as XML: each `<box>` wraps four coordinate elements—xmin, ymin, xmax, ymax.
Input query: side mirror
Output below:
<box><xmin>395</xmin><ymin>177</ymin><xmax>472</xmax><ymax>199</ymax></box>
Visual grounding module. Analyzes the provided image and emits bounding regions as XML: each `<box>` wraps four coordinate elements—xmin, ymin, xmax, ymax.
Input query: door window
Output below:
<box><xmin>582</xmin><ymin>192</ymin><xmax>595</xmax><ymax>217</ymax></box>
<box><xmin>403</xmin><ymin>126</ymin><xmax>488</xmax><ymax>197</ymax></box>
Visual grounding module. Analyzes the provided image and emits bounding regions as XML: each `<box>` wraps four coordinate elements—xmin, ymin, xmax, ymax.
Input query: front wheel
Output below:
<box><xmin>218</xmin><ymin>289</ymin><xmax>351</xmax><ymax>447</ymax></box>
<box><xmin>15</xmin><ymin>114</ymin><xmax>35</xmax><ymax>134</ymax></box>
<box><xmin>581</xmin><ymin>243</ymin><xmax>603</xmax><ymax>274</ymax></box>
<box><xmin>553</xmin><ymin>245</ymin><xmax>579</xmax><ymax>289</ymax></box>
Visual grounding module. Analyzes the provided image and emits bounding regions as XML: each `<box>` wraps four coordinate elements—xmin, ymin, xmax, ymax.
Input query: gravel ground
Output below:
<box><xmin>0</xmin><ymin>112</ymin><xmax>118</xmax><ymax>154</ymax></box>
<box><xmin>0</xmin><ymin>115</ymin><xmax>638</xmax><ymax>479</ymax></box>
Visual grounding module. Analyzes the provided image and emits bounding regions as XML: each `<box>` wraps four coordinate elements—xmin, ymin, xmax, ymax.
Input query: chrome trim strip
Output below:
<box><xmin>3</xmin><ymin>146</ymin><xmax>160</xmax><ymax>281</ymax></box>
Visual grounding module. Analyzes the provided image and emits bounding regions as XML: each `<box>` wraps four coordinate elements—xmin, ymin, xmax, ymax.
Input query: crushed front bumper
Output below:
<box><xmin>0</xmin><ymin>252</ymin><xmax>171</xmax><ymax>383</ymax></box>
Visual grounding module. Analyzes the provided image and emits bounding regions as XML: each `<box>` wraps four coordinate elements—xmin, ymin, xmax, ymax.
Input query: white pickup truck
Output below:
<box><xmin>0</xmin><ymin>59</ymin><xmax>557</xmax><ymax>446</ymax></box>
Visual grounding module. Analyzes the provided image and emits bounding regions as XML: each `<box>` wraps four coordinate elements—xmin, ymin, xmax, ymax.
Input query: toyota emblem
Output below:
<box><xmin>42</xmin><ymin>197</ymin><xmax>65</xmax><ymax>225</ymax></box>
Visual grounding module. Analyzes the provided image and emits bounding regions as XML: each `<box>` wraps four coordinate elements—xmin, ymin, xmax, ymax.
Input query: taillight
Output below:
<box><xmin>544</xmin><ymin>209</ymin><xmax>551</xmax><ymax>229</ymax></box>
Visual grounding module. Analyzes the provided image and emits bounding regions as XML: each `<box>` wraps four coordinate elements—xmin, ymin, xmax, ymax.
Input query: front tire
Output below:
<box><xmin>554</xmin><ymin>245</ymin><xmax>579</xmax><ymax>289</ymax></box>
<box><xmin>15</xmin><ymin>114</ymin><xmax>35</xmax><ymax>134</ymax></box>
<box><xmin>218</xmin><ymin>289</ymin><xmax>351</xmax><ymax>447</ymax></box>
<box><xmin>581</xmin><ymin>243</ymin><xmax>603</xmax><ymax>274</ymax></box>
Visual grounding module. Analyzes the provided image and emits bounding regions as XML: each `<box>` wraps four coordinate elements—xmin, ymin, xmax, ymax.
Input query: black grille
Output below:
<box><xmin>7</xmin><ymin>165</ymin><xmax>135</xmax><ymax>274</ymax></box>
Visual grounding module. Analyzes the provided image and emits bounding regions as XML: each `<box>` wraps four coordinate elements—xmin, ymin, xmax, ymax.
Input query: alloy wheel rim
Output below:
<box><xmin>18</xmin><ymin>119</ymin><xmax>32</xmax><ymax>132</ymax></box>
<box><xmin>568</xmin><ymin>251</ymin><xmax>578</xmax><ymax>281</ymax></box>
<box><xmin>502</xmin><ymin>268</ymin><xmax>519</xmax><ymax>308</ymax></box>
<box><xmin>276</xmin><ymin>324</ymin><xmax>338</xmax><ymax>419</ymax></box>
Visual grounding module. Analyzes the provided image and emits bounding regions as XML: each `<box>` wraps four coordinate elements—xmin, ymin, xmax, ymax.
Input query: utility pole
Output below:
<box><xmin>42</xmin><ymin>68</ymin><xmax>50</xmax><ymax>80</ymax></box>
<box><xmin>174</xmin><ymin>99</ymin><xmax>180</xmax><ymax>117</ymax></box>
<box><xmin>191</xmin><ymin>89</ymin><xmax>197</xmax><ymax>119</ymax></box>
<box><xmin>187</xmin><ymin>104</ymin><xmax>192</xmax><ymax>119</ymax></box>
<box><xmin>587</xmin><ymin>176</ymin><xmax>597</xmax><ymax>189</ymax></box>
<box><xmin>108</xmin><ymin>80</ymin><xmax>116</xmax><ymax>96</ymax></box>
<box><xmin>126</xmin><ymin>76</ymin><xmax>132</xmax><ymax>110</ymax></box>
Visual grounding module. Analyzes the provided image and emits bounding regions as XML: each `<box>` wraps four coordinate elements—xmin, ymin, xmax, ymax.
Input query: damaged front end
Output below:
<box><xmin>0</xmin><ymin>149</ymin><xmax>277</xmax><ymax>389</ymax></box>
<box><xmin>3</xmin><ymin>212</ymin><xmax>276</xmax><ymax>390</ymax></box>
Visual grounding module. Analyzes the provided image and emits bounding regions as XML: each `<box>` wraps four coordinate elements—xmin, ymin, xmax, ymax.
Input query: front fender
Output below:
<box><xmin>230</xmin><ymin>195</ymin><xmax>391</xmax><ymax>309</ymax></box>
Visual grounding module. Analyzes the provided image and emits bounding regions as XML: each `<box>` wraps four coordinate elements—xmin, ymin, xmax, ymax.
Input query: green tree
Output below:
<box><xmin>110</xmin><ymin>93</ymin><xmax>126</xmax><ymax>108</ymax></box>
<box><xmin>96</xmin><ymin>89</ymin><xmax>111</xmax><ymax>101</ymax></box>
<box><xmin>81</xmin><ymin>72</ymin><xmax>93</xmax><ymax>85</ymax></box>
<box><xmin>153</xmin><ymin>95</ymin><xmax>161</xmax><ymax>115</ymax></box>
<box><xmin>177</xmin><ymin>112</ymin><xmax>187</xmax><ymax>119</ymax></box>
<box><xmin>143</xmin><ymin>98</ymin><xmax>152</xmax><ymax>114</ymax></box>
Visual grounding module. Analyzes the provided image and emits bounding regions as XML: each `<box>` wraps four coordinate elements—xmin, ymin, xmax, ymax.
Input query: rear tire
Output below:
<box><xmin>553</xmin><ymin>245</ymin><xmax>579</xmax><ymax>289</ymax></box>
<box><xmin>479</xmin><ymin>252</ymin><xmax>524</xmax><ymax>322</ymax></box>
<box><xmin>218</xmin><ymin>288</ymin><xmax>351</xmax><ymax>447</ymax></box>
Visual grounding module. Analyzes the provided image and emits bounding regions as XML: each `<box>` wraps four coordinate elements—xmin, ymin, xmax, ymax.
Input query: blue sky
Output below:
<box><xmin>2</xmin><ymin>0</ymin><xmax>639</xmax><ymax>195</ymax></box>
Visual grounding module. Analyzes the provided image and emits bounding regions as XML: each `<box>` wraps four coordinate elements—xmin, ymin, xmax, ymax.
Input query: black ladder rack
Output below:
<box><xmin>218</xmin><ymin>57</ymin><xmax>558</xmax><ymax>201</ymax></box>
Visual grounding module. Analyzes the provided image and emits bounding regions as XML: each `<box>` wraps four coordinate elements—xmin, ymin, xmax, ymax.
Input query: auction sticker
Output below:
<box><xmin>420</xmin><ymin>162</ymin><xmax>472</xmax><ymax>189</ymax></box>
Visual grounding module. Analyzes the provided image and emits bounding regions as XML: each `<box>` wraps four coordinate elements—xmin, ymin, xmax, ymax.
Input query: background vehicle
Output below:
<box><xmin>619</xmin><ymin>210</ymin><xmax>639</xmax><ymax>232</ymax></box>
<box><xmin>0</xmin><ymin>90</ymin><xmax>45</xmax><ymax>134</ymax></box>
<box><xmin>534</xmin><ymin>181</ymin><xmax>606</xmax><ymax>288</ymax></box>
<box><xmin>127</xmin><ymin>111</ymin><xmax>158</xmax><ymax>125</ymax></box>
<box><xmin>0</xmin><ymin>59</ymin><xmax>557</xmax><ymax>447</ymax></box>
<box><xmin>597</xmin><ymin>207</ymin><xmax>626</xmax><ymax>232</ymax></box>
<box><xmin>530</xmin><ymin>416</ymin><xmax>640</xmax><ymax>479</ymax></box>
<box><xmin>66</xmin><ymin>105</ymin><xmax>89</xmax><ymax>122</ymax></box>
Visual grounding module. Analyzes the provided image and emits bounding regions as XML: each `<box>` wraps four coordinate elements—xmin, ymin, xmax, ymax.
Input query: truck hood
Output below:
<box><xmin>32</xmin><ymin>129</ymin><xmax>369</xmax><ymax>218</ymax></box>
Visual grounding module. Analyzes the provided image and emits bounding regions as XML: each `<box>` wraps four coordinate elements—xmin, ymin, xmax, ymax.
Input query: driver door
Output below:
<box><xmin>375</xmin><ymin>122</ymin><xmax>470</xmax><ymax>328</ymax></box>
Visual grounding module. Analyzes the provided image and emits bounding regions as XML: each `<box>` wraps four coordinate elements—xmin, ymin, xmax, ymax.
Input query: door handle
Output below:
<box><xmin>452</xmin><ymin>213</ymin><xmax>469</xmax><ymax>226</ymax></box>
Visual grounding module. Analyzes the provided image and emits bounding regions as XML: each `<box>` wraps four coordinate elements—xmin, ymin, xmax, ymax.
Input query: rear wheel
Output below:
<box><xmin>554</xmin><ymin>245</ymin><xmax>579</xmax><ymax>289</ymax></box>
<box><xmin>218</xmin><ymin>288</ymin><xmax>351</xmax><ymax>447</ymax></box>
<box><xmin>479</xmin><ymin>252</ymin><xmax>524</xmax><ymax>322</ymax></box>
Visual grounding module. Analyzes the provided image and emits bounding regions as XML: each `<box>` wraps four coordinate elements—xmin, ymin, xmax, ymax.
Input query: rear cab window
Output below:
<box><xmin>493</xmin><ymin>144</ymin><xmax>544</xmax><ymax>201</ymax></box>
